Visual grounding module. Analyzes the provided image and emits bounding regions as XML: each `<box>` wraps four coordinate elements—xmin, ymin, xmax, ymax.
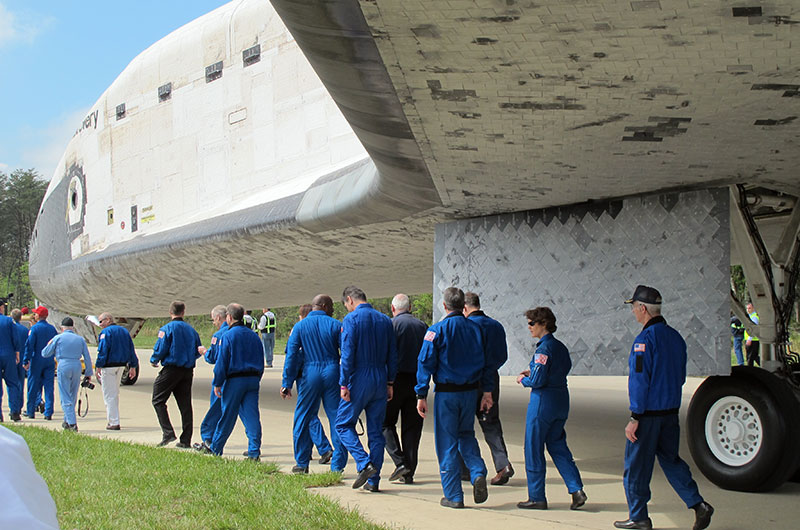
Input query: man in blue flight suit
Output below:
<box><xmin>0</xmin><ymin>300</ymin><xmax>24</xmax><ymax>422</ymax></box>
<box><xmin>282</xmin><ymin>295</ymin><xmax>347</xmax><ymax>473</ymax></box>
<box><xmin>337</xmin><ymin>285</ymin><xmax>398</xmax><ymax>492</ymax></box>
<box><xmin>41</xmin><ymin>317</ymin><xmax>94</xmax><ymax>431</ymax></box>
<box><xmin>193</xmin><ymin>305</ymin><xmax>229</xmax><ymax>452</ymax></box>
<box><xmin>150</xmin><ymin>301</ymin><xmax>203</xmax><ymax>448</ymax></box>
<box><xmin>206</xmin><ymin>303</ymin><xmax>263</xmax><ymax>459</ymax></box>
<box><xmin>383</xmin><ymin>293</ymin><xmax>427</xmax><ymax>484</ymax></box>
<box><xmin>22</xmin><ymin>306</ymin><xmax>57</xmax><ymax>420</ymax></box>
<box><xmin>463</xmin><ymin>292</ymin><xmax>514</xmax><ymax>486</ymax></box>
<box><xmin>10</xmin><ymin>308</ymin><xmax>29</xmax><ymax>419</ymax></box>
<box><xmin>416</xmin><ymin>287</ymin><xmax>493</xmax><ymax>509</ymax></box>
<box><xmin>95</xmin><ymin>312</ymin><xmax>139</xmax><ymax>430</ymax></box>
<box><xmin>615</xmin><ymin>285</ymin><xmax>714</xmax><ymax>530</ymax></box>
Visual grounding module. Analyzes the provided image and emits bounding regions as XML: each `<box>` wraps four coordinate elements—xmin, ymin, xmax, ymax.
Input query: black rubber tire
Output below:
<box><xmin>120</xmin><ymin>365</ymin><xmax>138</xmax><ymax>386</ymax></box>
<box><xmin>687</xmin><ymin>371</ymin><xmax>800</xmax><ymax>492</ymax></box>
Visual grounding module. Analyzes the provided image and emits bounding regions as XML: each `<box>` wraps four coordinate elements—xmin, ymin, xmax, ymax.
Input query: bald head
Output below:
<box><xmin>312</xmin><ymin>294</ymin><xmax>334</xmax><ymax>316</ymax></box>
<box><xmin>99</xmin><ymin>312</ymin><xmax>114</xmax><ymax>328</ymax></box>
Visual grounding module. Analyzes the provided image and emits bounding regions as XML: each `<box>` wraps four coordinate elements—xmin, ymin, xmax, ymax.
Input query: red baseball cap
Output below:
<box><xmin>21</xmin><ymin>307</ymin><xmax>29</xmax><ymax>314</ymax></box>
<box><xmin>32</xmin><ymin>306</ymin><xmax>49</xmax><ymax>319</ymax></box>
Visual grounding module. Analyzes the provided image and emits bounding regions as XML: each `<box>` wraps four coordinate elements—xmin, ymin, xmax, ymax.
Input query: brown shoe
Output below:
<box><xmin>490</xmin><ymin>464</ymin><xmax>514</xmax><ymax>485</ymax></box>
<box><xmin>106</xmin><ymin>424</ymin><xmax>121</xmax><ymax>430</ymax></box>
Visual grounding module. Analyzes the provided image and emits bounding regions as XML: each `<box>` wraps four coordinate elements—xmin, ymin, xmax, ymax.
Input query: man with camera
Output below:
<box><xmin>41</xmin><ymin>317</ymin><xmax>93</xmax><ymax>431</ymax></box>
<box><xmin>95</xmin><ymin>313</ymin><xmax>139</xmax><ymax>430</ymax></box>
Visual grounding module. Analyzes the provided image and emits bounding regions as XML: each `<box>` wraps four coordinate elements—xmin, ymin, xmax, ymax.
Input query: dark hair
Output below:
<box><xmin>61</xmin><ymin>316</ymin><xmax>74</xmax><ymax>327</ymax></box>
<box><xmin>311</xmin><ymin>294</ymin><xmax>334</xmax><ymax>315</ymax></box>
<box><xmin>299</xmin><ymin>304</ymin><xmax>313</xmax><ymax>319</ymax></box>
<box><xmin>443</xmin><ymin>287</ymin><xmax>465</xmax><ymax>312</ymax></box>
<box><xmin>169</xmin><ymin>301</ymin><xmax>186</xmax><ymax>316</ymax></box>
<box><xmin>464</xmin><ymin>291</ymin><xmax>481</xmax><ymax>309</ymax></box>
<box><xmin>342</xmin><ymin>285</ymin><xmax>367</xmax><ymax>304</ymax></box>
<box><xmin>525</xmin><ymin>307</ymin><xmax>557</xmax><ymax>333</ymax></box>
<box><xmin>226</xmin><ymin>303</ymin><xmax>245</xmax><ymax>322</ymax></box>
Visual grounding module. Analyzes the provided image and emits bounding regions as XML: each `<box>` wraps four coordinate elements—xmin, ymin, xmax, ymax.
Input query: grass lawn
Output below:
<box><xmin>7</xmin><ymin>425</ymin><xmax>382</xmax><ymax>530</ymax></box>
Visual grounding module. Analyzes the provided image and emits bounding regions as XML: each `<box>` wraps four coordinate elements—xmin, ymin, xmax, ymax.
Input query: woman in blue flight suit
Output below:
<box><xmin>516</xmin><ymin>306</ymin><xmax>587</xmax><ymax>510</ymax></box>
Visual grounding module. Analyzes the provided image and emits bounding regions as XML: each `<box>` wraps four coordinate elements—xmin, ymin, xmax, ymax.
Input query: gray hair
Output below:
<box><xmin>392</xmin><ymin>294</ymin><xmax>410</xmax><ymax>312</ymax></box>
<box><xmin>642</xmin><ymin>302</ymin><xmax>662</xmax><ymax>316</ymax></box>
<box><xmin>464</xmin><ymin>291</ymin><xmax>481</xmax><ymax>309</ymax></box>
<box><xmin>443</xmin><ymin>287</ymin><xmax>465</xmax><ymax>312</ymax></box>
<box><xmin>342</xmin><ymin>285</ymin><xmax>367</xmax><ymax>304</ymax></box>
<box><xmin>211</xmin><ymin>305</ymin><xmax>227</xmax><ymax>320</ymax></box>
<box><xmin>10</xmin><ymin>309</ymin><xmax>21</xmax><ymax>322</ymax></box>
<box><xmin>226</xmin><ymin>303</ymin><xmax>244</xmax><ymax>322</ymax></box>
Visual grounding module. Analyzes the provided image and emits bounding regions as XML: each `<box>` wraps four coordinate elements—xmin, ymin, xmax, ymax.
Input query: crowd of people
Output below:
<box><xmin>0</xmin><ymin>284</ymin><xmax>715</xmax><ymax>529</ymax></box>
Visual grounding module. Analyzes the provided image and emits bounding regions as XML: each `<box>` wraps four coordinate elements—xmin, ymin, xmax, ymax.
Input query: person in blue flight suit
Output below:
<box><xmin>22</xmin><ymin>306</ymin><xmax>57</xmax><ymax>420</ymax></box>
<box><xmin>337</xmin><ymin>285</ymin><xmax>398</xmax><ymax>492</ymax></box>
<box><xmin>615</xmin><ymin>285</ymin><xmax>714</xmax><ymax>530</ymax></box>
<box><xmin>95</xmin><ymin>312</ymin><xmax>139</xmax><ymax>430</ymax></box>
<box><xmin>297</xmin><ymin>303</ymin><xmax>333</xmax><ymax>465</ymax></box>
<box><xmin>415</xmin><ymin>287</ymin><xmax>493</xmax><ymax>509</ymax></box>
<box><xmin>282</xmin><ymin>296</ymin><xmax>345</xmax><ymax>473</ymax></box>
<box><xmin>0</xmin><ymin>301</ymin><xmax>24</xmax><ymax>422</ymax></box>
<box><xmin>150</xmin><ymin>301</ymin><xmax>203</xmax><ymax>448</ymax></box>
<box><xmin>462</xmin><ymin>292</ymin><xmax>514</xmax><ymax>486</ymax></box>
<box><xmin>730</xmin><ymin>315</ymin><xmax>745</xmax><ymax>366</ymax></box>
<box><xmin>10</xmin><ymin>309</ymin><xmax>29</xmax><ymax>419</ymax></box>
<box><xmin>383</xmin><ymin>293</ymin><xmax>428</xmax><ymax>484</ymax></box>
<box><xmin>206</xmin><ymin>303</ymin><xmax>263</xmax><ymax>459</ymax></box>
<box><xmin>515</xmin><ymin>306</ymin><xmax>586</xmax><ymax>510</ymax></box>
<box><xmin>41</xmin><ymin>317</ymin><xmax>94</xmax><ymax>431</ymax></box>
<box><xmin>192</xmin><ymin>305</ymin><xmax>229</xmax><ymax>451</ymax></box>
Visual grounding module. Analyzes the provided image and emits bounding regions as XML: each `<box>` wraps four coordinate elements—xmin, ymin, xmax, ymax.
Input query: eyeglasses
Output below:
<box><xmin>527</xmin><ymin>321</ymin><xmax>536</xmax><ymax>327</ymax></box>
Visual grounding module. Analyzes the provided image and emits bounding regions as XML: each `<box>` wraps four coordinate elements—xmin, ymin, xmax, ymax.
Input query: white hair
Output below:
<box><xmin>392</xmin><ymin>293</ymin><xmax>410</xmax><ymax>312</ymax></box>
<box><xmin>642</xmin><ymin>302</ymin><xmax>661</xmax><ymax>316</ymax></box>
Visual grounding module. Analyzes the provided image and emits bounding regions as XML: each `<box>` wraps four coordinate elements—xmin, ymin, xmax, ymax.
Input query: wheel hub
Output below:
<box><xmin>705</xmin><ymin>396</ymin><xmax>762</xmax><ymax>467</ymax></box>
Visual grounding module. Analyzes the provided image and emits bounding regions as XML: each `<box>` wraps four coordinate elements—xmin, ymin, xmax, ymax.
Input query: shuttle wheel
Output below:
<box><xmin>687</xmin><ymin>368</ymin><xmax>800</xmax><ymax>492</ymax></box>
<box><xmin>120</xmin><ymin>365</ymin><xmax>138</xmax><ymax>386</ymax></box>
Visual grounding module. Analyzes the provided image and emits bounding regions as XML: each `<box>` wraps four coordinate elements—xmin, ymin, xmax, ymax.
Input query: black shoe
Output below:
<box><xmin>62</xmin><ymin>421</ymin><xmax>70</xmax><ymax>429</ymax></box>
<box><xmin>352</xmin><ymin>462</ymin><xmax>378</xmax><ymax>489</ymax></box>
<box><xmin>11</xmin><ymin>413</ymin><xmax>21</xmax><ymax>422</ymax></box>
<box><xmin>517</xmin><ymin>499</ymin><xmax>548</xmax><ymax>510</ymax></box>
<box><xmin>245</xmin><ymin>454</ymin><xmax>261</xmax><ymax>461</ymax></box>
<box><xmin>319</xmin><ymin>450</ymin><xmax>333</xmax><ymax>465</ymax></box>
<box><xmin>613</xmin><ymin>518</ymin><xmax>653</xmax><ymax>530</ymax></box>
<box><xmin>196</xmin><ymin>444</ymin><xmax>214</xmax><ymax>455</ymax></box>
<box><xmin>22</xmin><ymin>412</ymin><xmax>32</xmax><ymax>418</ymax></box>
<box><xmin>389</xmin><ymin>465</ymin><xmax>409</xmax><ymax>482</ymax></box>
<box><xmin>473</xmin><ymin>475</ymin><xmax>488</xmax><ymax>504</ymax></box>
<box><xmin>570</xmin><ymin>489</ymin><xmax>587</xmax><ymax>510</ymax></box>
<box><xmin>157</xmin><ymin>434</ymin><xmax>177</xmax><ymax>447</ymax></box>
<box><xmin>44</xmin><ymin>415</ymin><xmax>52</xmax><ymax>421</ymax></box>
<box><xmin>291</xmin><ymin>465</ymin><xmax>309</xmax><ymax>474</ymax></box>
<box><xmin>175</xmin><ymin>442</ymin><xmax>191</xmax><ymax>449</ymax></box>
<box><xmin>693</xmin><ymin>502</ymin><xmax>714</xmax><ymax>530</ymax></box>
<box><xmin>399</xmin><ymin>474</ymin><xmax>414</xmax><ymax>484</ymax></box>
<box><xmin>38</xmin><ymin>403</ymin><xmax>45</xmax><ymax>414</ymax></box>
<box><xmin>362</xmin><ymin>483</ymin><xmax>379</xmax><ymax>492</ymax></box>
<box><xmin>490</xmin><ymin>464</ymin><xmax>514</xmax><ymax>485</ymax></box>
<box><xmin>106</xmin><ymin>424</ymin><xmax>121</xmax><ymax>430</ymax></box>
<box><xmin>440</xmin><ymin>497</ymin><xmax>464</xmax><ymax>509</ymax></box>
<box><xmin>194</xmin><ymin>442</ymin><xmax>210</xmax><ymax>452</ymax></box>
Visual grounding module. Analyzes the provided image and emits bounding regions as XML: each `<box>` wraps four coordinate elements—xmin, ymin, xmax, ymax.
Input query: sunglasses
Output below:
<box><xmin>527</xmin><ymin>321</ymin><xmax>537</xmax><ymax>327</ymax></box>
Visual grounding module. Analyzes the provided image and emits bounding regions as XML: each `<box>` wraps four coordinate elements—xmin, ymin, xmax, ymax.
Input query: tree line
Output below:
<box><xmin>0</xmin><ymin>169</ymin><xmax>48</xmax><ymax>309</ymax></box>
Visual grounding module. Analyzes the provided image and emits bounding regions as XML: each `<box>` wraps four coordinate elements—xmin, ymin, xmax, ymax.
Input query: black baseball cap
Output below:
<box><xmin>624</xmin><ymin>285</ymin><xmax>662</xmax><ymax>305</ymax></box>
<box><xmin>61</xmin><ymin>316</ymin><xmax>74</xmax><ymax>327</ymax></box>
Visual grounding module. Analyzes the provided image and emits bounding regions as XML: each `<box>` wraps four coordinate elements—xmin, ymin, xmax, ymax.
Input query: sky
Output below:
<box><xmin>0</xmin><ymin>1</ymin><xmax>229</xmax><ymax>180</ymax></box>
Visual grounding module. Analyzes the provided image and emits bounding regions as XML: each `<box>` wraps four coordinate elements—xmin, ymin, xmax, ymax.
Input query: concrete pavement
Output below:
<box><xmin>15</xmin><ymin>351</ymin><xmax>799</xmax><ymax>529</ymax></box>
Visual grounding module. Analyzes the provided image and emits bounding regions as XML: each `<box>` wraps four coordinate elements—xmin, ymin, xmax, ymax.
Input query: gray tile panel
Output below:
<box><xmin>434</xmin><ymin>188</ymin><xmax>730</xmax><ymax>377</ymax></box>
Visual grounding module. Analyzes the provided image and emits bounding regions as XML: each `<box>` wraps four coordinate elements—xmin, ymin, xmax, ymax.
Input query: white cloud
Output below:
<box><xmin>20</xmin><ymin>107</ymin><xmax>91</xmax><ymax>181</ymax></box>
<box><xmin>0</xmin><ymin>162</ymin><xmax>9</xmax><ymax>173</ymax></box>
<box><xmin>0</xmin><ymin>3</ymin><xmax>52</xmax><ymax>48</ymax></box>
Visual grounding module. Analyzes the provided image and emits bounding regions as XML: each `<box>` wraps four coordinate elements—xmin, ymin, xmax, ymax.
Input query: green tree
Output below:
<box><xmin>0</xmin><ymin>168</ymin><xmax>48</xmax><ymax>308</ymax></box>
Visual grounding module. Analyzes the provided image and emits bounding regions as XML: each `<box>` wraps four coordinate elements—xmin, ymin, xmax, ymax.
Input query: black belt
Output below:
<box><xmin>435</xmin><ymin>381</ymin><xmax>479</xmax><ymax>392</ymax></box>
<box><xmin>228</xmin><ymin>370</ymin><xmax>262</xmax><ymax>379</ymax></box>
<box><xmin>641</xmin><ymin>408</ymin><xmax>679</xmax><ymax>417</ymax></box>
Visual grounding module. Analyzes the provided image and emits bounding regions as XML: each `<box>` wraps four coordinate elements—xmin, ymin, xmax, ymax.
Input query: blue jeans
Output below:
<box><xmin>733</xmin><ymin>336</ymin><xmax>744</xmax><ymax>366</ymax></box>
<box><xmin>261</xmin><ymin>333</ymin><xmax>274</xmax><ymax>366</ymax></box>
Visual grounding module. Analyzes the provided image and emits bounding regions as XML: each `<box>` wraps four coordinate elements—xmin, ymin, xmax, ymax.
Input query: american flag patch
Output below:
<box><xmin>158</xmin><ymin>330</ymin><xmax>165</xmax><ymax>339</ymax></box>
<box><xmin>211</xmin><ymin>337</ymin><xmax>217</xmax><ymax>345</ymax></box>
<box><xmin>634</xmin><ymin>343</ymin><xmax>646</xmax><ymax>352</ymax></box>
<box><xmin>534</xmin><ymin>353</ymin><xmax>548</xmax><ymax>365</ymax></box>
<box><xmin>99</xmin><ymin>334</ymin><xmax>105</xmax><ymax>340</ymax></box>
<box><xmin>424</xmin><ymin>330</ymin><xmax>436</xmax><ymax>342</ymax></box>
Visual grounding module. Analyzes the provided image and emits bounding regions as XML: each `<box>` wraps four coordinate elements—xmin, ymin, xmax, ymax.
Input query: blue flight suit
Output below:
<box><xmin>199</xmin><ymin>322</ymin><xmax>229</xmax><ymax>444</ymax></box>
<box><xmin>41</xmin><ymin>329</ymin><xmax>93</xmax><ymax>426</ymax></box>
<box><xmin>466</xmin><ymin>311</ymin><xmax>511</xmax><ymax>473</ymax></box>
<box><xmin>23</xmin><ymin>320</ymin><xmax>58</xmax><ymax>418</ymax></box>
<box><xmin>519</xmin><ymin>333</ymin><xmax>583</xmax><ymax>502</ymax></box>
<box><xmin>283</xmin><ymin>311</ymin><xmax>345</xmax><ymax>470</ymax></box>
<box><xmin>96</xmin><ymin>324</ymin><xmax>139</xmax><ymax>369</ymax></box>
<box><xmin>624</xmin><ymin>315</ymin><xmax>704</xmax><ymax>522</ymax></box>
<box><xmin>336</xmin><ymin>303</ymin><xmax>398</xmax><ymax>487</ymax></box>
<box><xmin>416</xmin><ymin>312</ymin><xmax>490</xmax><ymax>503</ymax></box>
<box><xmin>0</xmin><ymin>315</ymin><xmax>24</xmax><ymax>419</ymax></box>
<box><xmin>210</xmin><ymin>323</ymin><xmax>263</xmax><ymax>456</ymax></box>
<box><xmin>14</xmin><ymin>321</ymin><xmax>29</xmax><ymax>413</ymax></box>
